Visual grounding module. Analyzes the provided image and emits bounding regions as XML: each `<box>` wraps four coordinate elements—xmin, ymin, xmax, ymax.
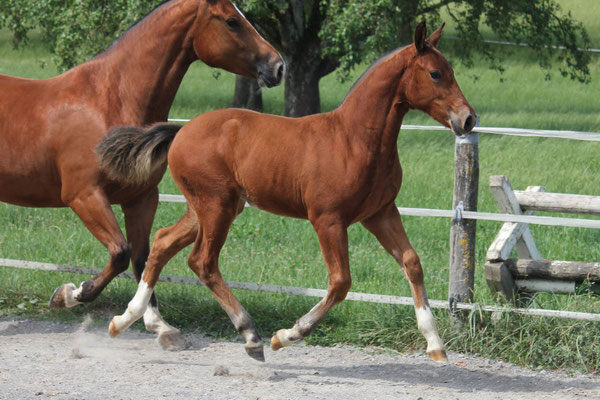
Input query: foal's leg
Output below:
<box><xmin>110</xmin><ymin>206</ymin><xmax>198</xmax><ymax>347</ymax></box>
<box><xmin>271</xmin><ymin>215</ymin><xmax>351</xmax><ymax>350</ymax></box>
<box><xmin>49</xmin><ymin>186</ymin><xmax>130</xmax><ymax>309</ymax></box>
<box><xmin>121</xmin><ymin>189</ymin><xmax>185</xmax><ymax>350</ymax></box>
<box><xmin>187</xmin><ymin>201</ymin><xmax>264</xmax><ymax>361</ymax></box>
<box><xmin>361</xmin><ymin>203</ymin><xmax>447</xmax><ymax>362</ymax></box>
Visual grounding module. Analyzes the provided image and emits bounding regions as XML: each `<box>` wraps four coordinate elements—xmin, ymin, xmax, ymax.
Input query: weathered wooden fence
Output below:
<box><xmin>485</xmin><ymin>175</ymin><xmax>600</xmax><ymax>304</ymax></box>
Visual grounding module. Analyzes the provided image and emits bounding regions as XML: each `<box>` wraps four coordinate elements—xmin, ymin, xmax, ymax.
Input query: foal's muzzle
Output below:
<box><xmin>257</xmin><ymin>56</ymin><xmax>285</xmax><ymax>88</ymax></box>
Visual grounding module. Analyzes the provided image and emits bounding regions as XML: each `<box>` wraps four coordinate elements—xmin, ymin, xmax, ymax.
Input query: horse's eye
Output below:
<box><xmin>226</xmin><ymin>18</ymin><xmax>240</xmax><ymax>29</ymax></box>
<box><xmin>429</xmin><ymin>70</ymin><xmax>441</xmax><ymax>81</ymax></box>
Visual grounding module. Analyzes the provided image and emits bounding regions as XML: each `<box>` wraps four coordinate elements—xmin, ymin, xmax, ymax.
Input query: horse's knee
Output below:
<box><xmin>403</xmin><ymin>249</ymin><xmax>424</xmax><ymax>283</ymax></box>
<box><xmin>188</xmin><ymin>253</ymin><xmax>219</xmax><ymax>286</ymax></box>
<box><xmin>330</xmin><ymin>275</ymin><xmax>352</xmax><ymax>303</ymax></box>
<box><xmin>111</xmin><ymin>243</ymin><xmax>132</xmax><ymax>273</ymax></box>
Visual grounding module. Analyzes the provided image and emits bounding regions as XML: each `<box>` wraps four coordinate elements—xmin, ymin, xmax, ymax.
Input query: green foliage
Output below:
<box><xmin>322</xmin><ymin>0</ymin><xmax>592</xmax><ymax>83</ymax></box>
<box><xmin>0</xmin><ymin>0</ymin><xmax>593</xmax><ymax>96</ymax></box>
<box><xmin>0</xmin><ymin>0</ymin><xmax>160</xmax><ymax>71</ymax></box>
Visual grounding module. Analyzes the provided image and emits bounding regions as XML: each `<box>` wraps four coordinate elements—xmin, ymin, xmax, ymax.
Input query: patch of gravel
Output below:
<box><xmin>0</xmin><ymin>316</ymin><xmax>598</xmax><ymax>400</ymax></box>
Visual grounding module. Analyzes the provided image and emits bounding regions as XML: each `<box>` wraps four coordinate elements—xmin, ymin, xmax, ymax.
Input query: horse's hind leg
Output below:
<box><xmin>271</xmin><ymin>215</ymin><xmax>351</xmax><ymax>350</ymax></box>
<box><xmin>49</xmin><ymin>186</ymin><xmax>130</xmax><ymax>309</ymax></box>
<box><xmin>188</xmin><ymin>199</ymin><xmax>264</xmax><ymax>361</ymax></box>
<box><xmin>361</xmin><ymin>203</ymin><xmax>447</xmax><ymax>362</ymax></box>
<box><xmin>121</xmin><ymin>189</ymin><xmax>185</xmax><ymax>350</ymax></box>
<box><xmin>110</xmin><ymin>206</ymin><xmax>198</xmax><ymax>348</ymax></box>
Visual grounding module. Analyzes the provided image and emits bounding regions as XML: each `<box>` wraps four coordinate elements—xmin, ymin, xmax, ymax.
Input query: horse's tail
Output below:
<box><xmin>96</xmin><ymin>123</ymin><xmax>182</xmax><ymax>185</ymax></box>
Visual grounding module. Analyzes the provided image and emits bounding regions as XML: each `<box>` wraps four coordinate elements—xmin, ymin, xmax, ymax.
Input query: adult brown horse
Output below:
<box><xmin>99</xmin><ymin>21</ymin><xmax>476</xmax><ymax>362</ymax></box>
<box><xmin>0</xmin><ymin>0</ymin><xmax>284</xmax><ymax>348</ymax></box>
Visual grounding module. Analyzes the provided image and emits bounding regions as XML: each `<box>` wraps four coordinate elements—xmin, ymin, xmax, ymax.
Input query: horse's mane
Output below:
<box><xmin>94</xmin><ymin>0</ymin><xmax>174</xmax><ymax>59</ymax></box>
<box><xmin>340</xmin><ymin>45</ymin><xmax>408</xmax><ymax>105</ymax></box>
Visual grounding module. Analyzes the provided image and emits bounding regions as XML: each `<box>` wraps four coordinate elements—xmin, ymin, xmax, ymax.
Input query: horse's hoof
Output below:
<box><xmin>48</xmin><ymin>283</ymin><xmax>76</xmax><ymax>309</ymax></box>
<box><xmin>108</xmin><ymin>320</ymin><xmax>120</xmax><ymax>338</ymax></box>
<box><xmin>271</xmin><ymin>333</ymin><xmax>283</xmax><ymax>351</ymax></box>
<box><xmin>427</xmin><ymin>349</ymin><xmax>448</xmax><ymax>363</ymax></box>
<box><xmin>158</xmin><ymin>330</ymin><xmax>189</xmax><ymax>351</ymax></box>
<box><xmin>245</xmin><ymin>345</ymin><xmax>265</xmax><ymax>362</ymax></box>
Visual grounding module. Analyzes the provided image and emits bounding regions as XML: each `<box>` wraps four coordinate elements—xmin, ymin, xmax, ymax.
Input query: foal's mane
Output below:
<box><xmin>340</xmin><ymin>45</ymin><xmax>409</xmax><ymax>105</ymax></box>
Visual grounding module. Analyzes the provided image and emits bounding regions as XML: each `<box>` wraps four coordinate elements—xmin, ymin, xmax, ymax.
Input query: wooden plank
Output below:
<box><xmin>514</xmin><ymin>186</ymin><xmax>544</xmax><ymax>259</ymax></box>
<box><xmin>449</xmin><ymin>133</ymin><xmax>479</xmax><ymax>309</ymax></box>
<box><xmin>514</xmin><ymin>191</ymin><xmax>600</xmax><ymax>215</ymax></box>
<box><xmin>485</xmin><ymin>261</ymin><xmax>516</xmax><ymax>301</ymax></box>
<box><xmin>515</xmin><ymin>279</ymin><xmax>576</xmax><ymax>294</ymax></box>
<box><xmin>486</xmin><ymin>176</ymin><xmax>542</xmax><ymax>261</ymax></box>
<box><xmin>504</xmin><ymin>259</ymin><xmax>600</xmax><ymax>282</ymax></box>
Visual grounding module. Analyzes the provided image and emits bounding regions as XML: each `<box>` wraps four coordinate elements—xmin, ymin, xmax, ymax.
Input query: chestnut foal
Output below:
<box><xmin>100</xmin><ymin>22</ymin><xmax>476</xmax><ymax>362</ymax></box>
<box><xmin>0</xmin><ymin>0</ymin><xmax>283</xmax><ymax>349</ymax></box>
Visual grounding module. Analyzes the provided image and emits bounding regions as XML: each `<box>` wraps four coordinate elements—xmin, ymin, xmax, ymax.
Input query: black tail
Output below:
<box><xmin>96</xmin><ymin>123</ymin><xmax>182</xmax><ymax>185</ymax></box>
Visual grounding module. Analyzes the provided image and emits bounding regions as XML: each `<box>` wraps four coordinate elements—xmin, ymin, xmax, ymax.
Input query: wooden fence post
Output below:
<box><xmin>448</xmin><ymin>133</ymin><xmax>479</xmax><ymax>321</ymax></box>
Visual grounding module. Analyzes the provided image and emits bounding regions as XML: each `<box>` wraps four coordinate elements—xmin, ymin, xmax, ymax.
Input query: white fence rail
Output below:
<box><xmin>3</xmin><ymin>258</ymin><xmax>599</xmax><ymax>322</ymax></box>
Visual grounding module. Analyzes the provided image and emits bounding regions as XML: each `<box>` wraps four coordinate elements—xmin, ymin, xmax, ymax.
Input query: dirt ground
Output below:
<box><xmin>0</xmin><ymin>316</ymin><xmax>598</xmax><ymax>400</ymax></box>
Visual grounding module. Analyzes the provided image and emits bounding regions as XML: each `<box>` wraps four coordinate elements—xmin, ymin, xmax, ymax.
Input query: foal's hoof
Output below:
<box><xmin>48</xmin><ymin>283</ymin><xmax>76</xmax><ymax>309</ymax></box>
<box><xmin>271</xmin><ymin>334</ymin><xmax>284</xmax><ymax>351</ymax></box>
<box><xmin>245</xmin><ymin>345</ymin><xmax>265</xmax><ymax>362</ymax></box>
<box><xmin>427</xmin><ymin>349</ymin><xmax>448</xmax><ymax>363</ymax></box>
<box><xmin>158</xmin><ymin>330</ymin><xmax>189</xmax><ymax>351</ymax></box>
<box><xmin>108</xmin><ymin>320</ymin><xmax>121</xmax><ymax>338</ymax></box>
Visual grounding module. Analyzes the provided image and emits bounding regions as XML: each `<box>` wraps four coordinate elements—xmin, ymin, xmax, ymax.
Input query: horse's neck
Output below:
<box><xmin>335</xmin><ymin>50</ymin><xmax>410</xmax><ymax>152</ymax></box>
<box><xmin>92</xmin><ymin>0</ymin><xmax>198</xmax><ymax>124</ymax></box>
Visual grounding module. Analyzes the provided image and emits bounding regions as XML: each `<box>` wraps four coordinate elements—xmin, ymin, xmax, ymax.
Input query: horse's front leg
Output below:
<box><xmin>110</xmin><ymin>206</ymin><xmax>199</xmax><ymax>347</ymax></box>
<box><xmin>271</xmin><ymin>215</ymin><xmax>351</xmax><ymax>350</ymax></box>
<box><xmin>361</xmin><ymin>203</ymin><xmax>447</xmax><ymax>362</ymax></box>
<box><xmin>121</xmin><ymin>189</ymin><xmax>186</xmax><ymax>350</ymax></box>
<box><xmin>49</xmin><ymin>186</ymin><xmax>130</xmax><ymax>309</ymax></box>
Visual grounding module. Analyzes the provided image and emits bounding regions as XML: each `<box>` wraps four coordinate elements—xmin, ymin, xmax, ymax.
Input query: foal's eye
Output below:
<box><xmin>226</xmin><ymin>18</ymin><xmax>241</xmax><ymax>29</ymax></box>
<box><xmin>429</xmin><ymin>70</ymin><xmax>442</xmax><ymax>81</ymax></box>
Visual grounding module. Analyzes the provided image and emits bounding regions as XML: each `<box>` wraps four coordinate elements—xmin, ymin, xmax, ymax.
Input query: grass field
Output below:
<box><xmin>1</xmin><ymin>1</ymin><xmax>600</xmax><ymax>373</ymax></box>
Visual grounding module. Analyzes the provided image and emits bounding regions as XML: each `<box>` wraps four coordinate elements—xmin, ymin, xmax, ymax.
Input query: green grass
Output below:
<box><xmin>1</xmin><ymin>0</ymin><xmax>600</xmax><ymax>374</ymax></box>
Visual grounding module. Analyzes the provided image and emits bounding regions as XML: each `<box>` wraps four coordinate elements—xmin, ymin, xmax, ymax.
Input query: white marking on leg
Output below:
<box><xmin>111</xmin><ymin>281</ymin><xmax>153</xmax><ymax>334</ymax></box>
<box><xmin>275</xmin><ymin>301</ymin><xmax>321</xmax><ymax>347</ymax></box>
<box><xmin>143</xmin><ymin>305</ymin><xmax>179</xmax><ymax>336</ymax></box>
<box><xmin>64</xmin><ymin>283</ymin><xmax>83</xmax><ymax>308</ymax></box>
<box><xmin>415</xmin><ymin>306</ymin><xmax>445</xmax><ymax>353</ymax></box>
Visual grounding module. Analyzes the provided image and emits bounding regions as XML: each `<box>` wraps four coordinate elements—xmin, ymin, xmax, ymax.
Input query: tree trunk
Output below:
<box><xmin>284</xmin><ymin>60</ymin><xmax>321</xmax><ymax>117</ymax></box>
<box><xmin>232</xmin><ymin>76</ymin><xmax>263</xmax><ymax>111</ymax></box>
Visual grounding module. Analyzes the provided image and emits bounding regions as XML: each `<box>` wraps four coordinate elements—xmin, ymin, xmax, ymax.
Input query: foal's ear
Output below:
<box><xmin>414</xmin><ymin>21</ymin><xmax>427</xmax><ymax>53</ymax></box>
<box><xmin>426</xmin><ymin>23</ymin><xmax>445</xmax><ymax>48</ymax></box>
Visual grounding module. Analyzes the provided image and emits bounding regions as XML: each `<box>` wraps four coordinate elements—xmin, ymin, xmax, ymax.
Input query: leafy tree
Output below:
<box><xmin>235</xmin><ymin>0</ymin><xmax>591</xmax><ymax>116</ymax></box>
<box><xmin>0</xmin><ymin>0</ymin><xmax>156</xmax><ymax>71</ymax></box>
<box><xmin>1</xmin><ymin>0</ymin><xmax>592</xmax><ymax>117</ymax></box>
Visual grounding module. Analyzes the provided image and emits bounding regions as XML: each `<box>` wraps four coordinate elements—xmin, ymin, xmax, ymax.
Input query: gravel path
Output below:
<box><xmin>0</xmin><ymin>317</ymin><xmax>598</xmax><ymax>400</ymax></box>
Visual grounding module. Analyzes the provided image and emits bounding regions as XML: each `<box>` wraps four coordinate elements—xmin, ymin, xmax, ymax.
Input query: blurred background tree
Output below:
<box><xmin>0</xmin><ymin>0</ymin><xmax>591</xmax><ymax>117</ymax></box>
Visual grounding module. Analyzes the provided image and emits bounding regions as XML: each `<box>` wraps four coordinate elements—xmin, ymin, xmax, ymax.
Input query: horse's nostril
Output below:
<box><xmin>464</xmin><ymin>115</ymin><xmax>474</xmax><ymax>132</ymax></box>
<box><xmin>276</xmin><ymin>63</ymin><xmax>284</xmax><ymax>81</ymax></box>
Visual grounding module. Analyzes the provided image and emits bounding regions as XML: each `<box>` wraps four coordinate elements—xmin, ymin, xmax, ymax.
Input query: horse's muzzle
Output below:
<box><xmin>449</xmin><ymin>108</ymin><xmax>478</xmax><ymax>136</ymax></box>
<box><xmin>257</xmin><ymin>57</ymin><xmax>285</xmax><ymax>88</ymax></box>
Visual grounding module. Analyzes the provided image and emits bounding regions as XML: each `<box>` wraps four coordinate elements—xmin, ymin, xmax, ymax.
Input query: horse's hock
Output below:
<box><xmin>484</xmin><ymin>175</ymin><xmax>600</xmax><ymax>305</ymax></box>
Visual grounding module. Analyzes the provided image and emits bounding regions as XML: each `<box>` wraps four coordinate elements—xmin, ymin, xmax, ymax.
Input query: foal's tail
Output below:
<box><xmin>96</xmin><ymin>123</ymin><xmax>182</xmax><ymax>185</ymax></box>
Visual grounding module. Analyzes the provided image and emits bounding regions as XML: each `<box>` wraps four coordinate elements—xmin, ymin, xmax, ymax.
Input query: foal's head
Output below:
<box><xmin>402</xmin><ymin>22</ymin><xmax>477</xmax><ymax>136</ymax></box>
<box><xmin>192</xmin><ymin>0</ymin><xmax>285</xmax><ymax>87</ymax></box>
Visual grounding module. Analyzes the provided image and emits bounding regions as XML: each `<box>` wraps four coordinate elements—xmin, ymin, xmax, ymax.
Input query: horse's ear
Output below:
<box><xmin>414</xmin><ymin>21</ymin><xmax>427</xmax><ymax>53</ymax></box>
<box><xmin>426</xmin><ymin>23</ymin><xmax>445</xmax><ymax>48</ymax></box>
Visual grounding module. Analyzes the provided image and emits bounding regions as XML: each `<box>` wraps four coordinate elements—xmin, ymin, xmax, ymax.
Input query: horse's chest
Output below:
<box><xmin>341</xmin><ymin>157</ymin><xmax>402</xmax><ymax>222</ymax></box>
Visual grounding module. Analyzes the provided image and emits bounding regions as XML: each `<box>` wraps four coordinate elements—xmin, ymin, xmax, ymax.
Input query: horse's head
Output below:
<box><xmin>402</xmin><ymin>21</ymin><xmax>477</xmax><ymax>136</ymax></box>
<box><xmin>191</xmin><ymin>0</ymin><xmax>285</xmax><ymax>88</ymax></box>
